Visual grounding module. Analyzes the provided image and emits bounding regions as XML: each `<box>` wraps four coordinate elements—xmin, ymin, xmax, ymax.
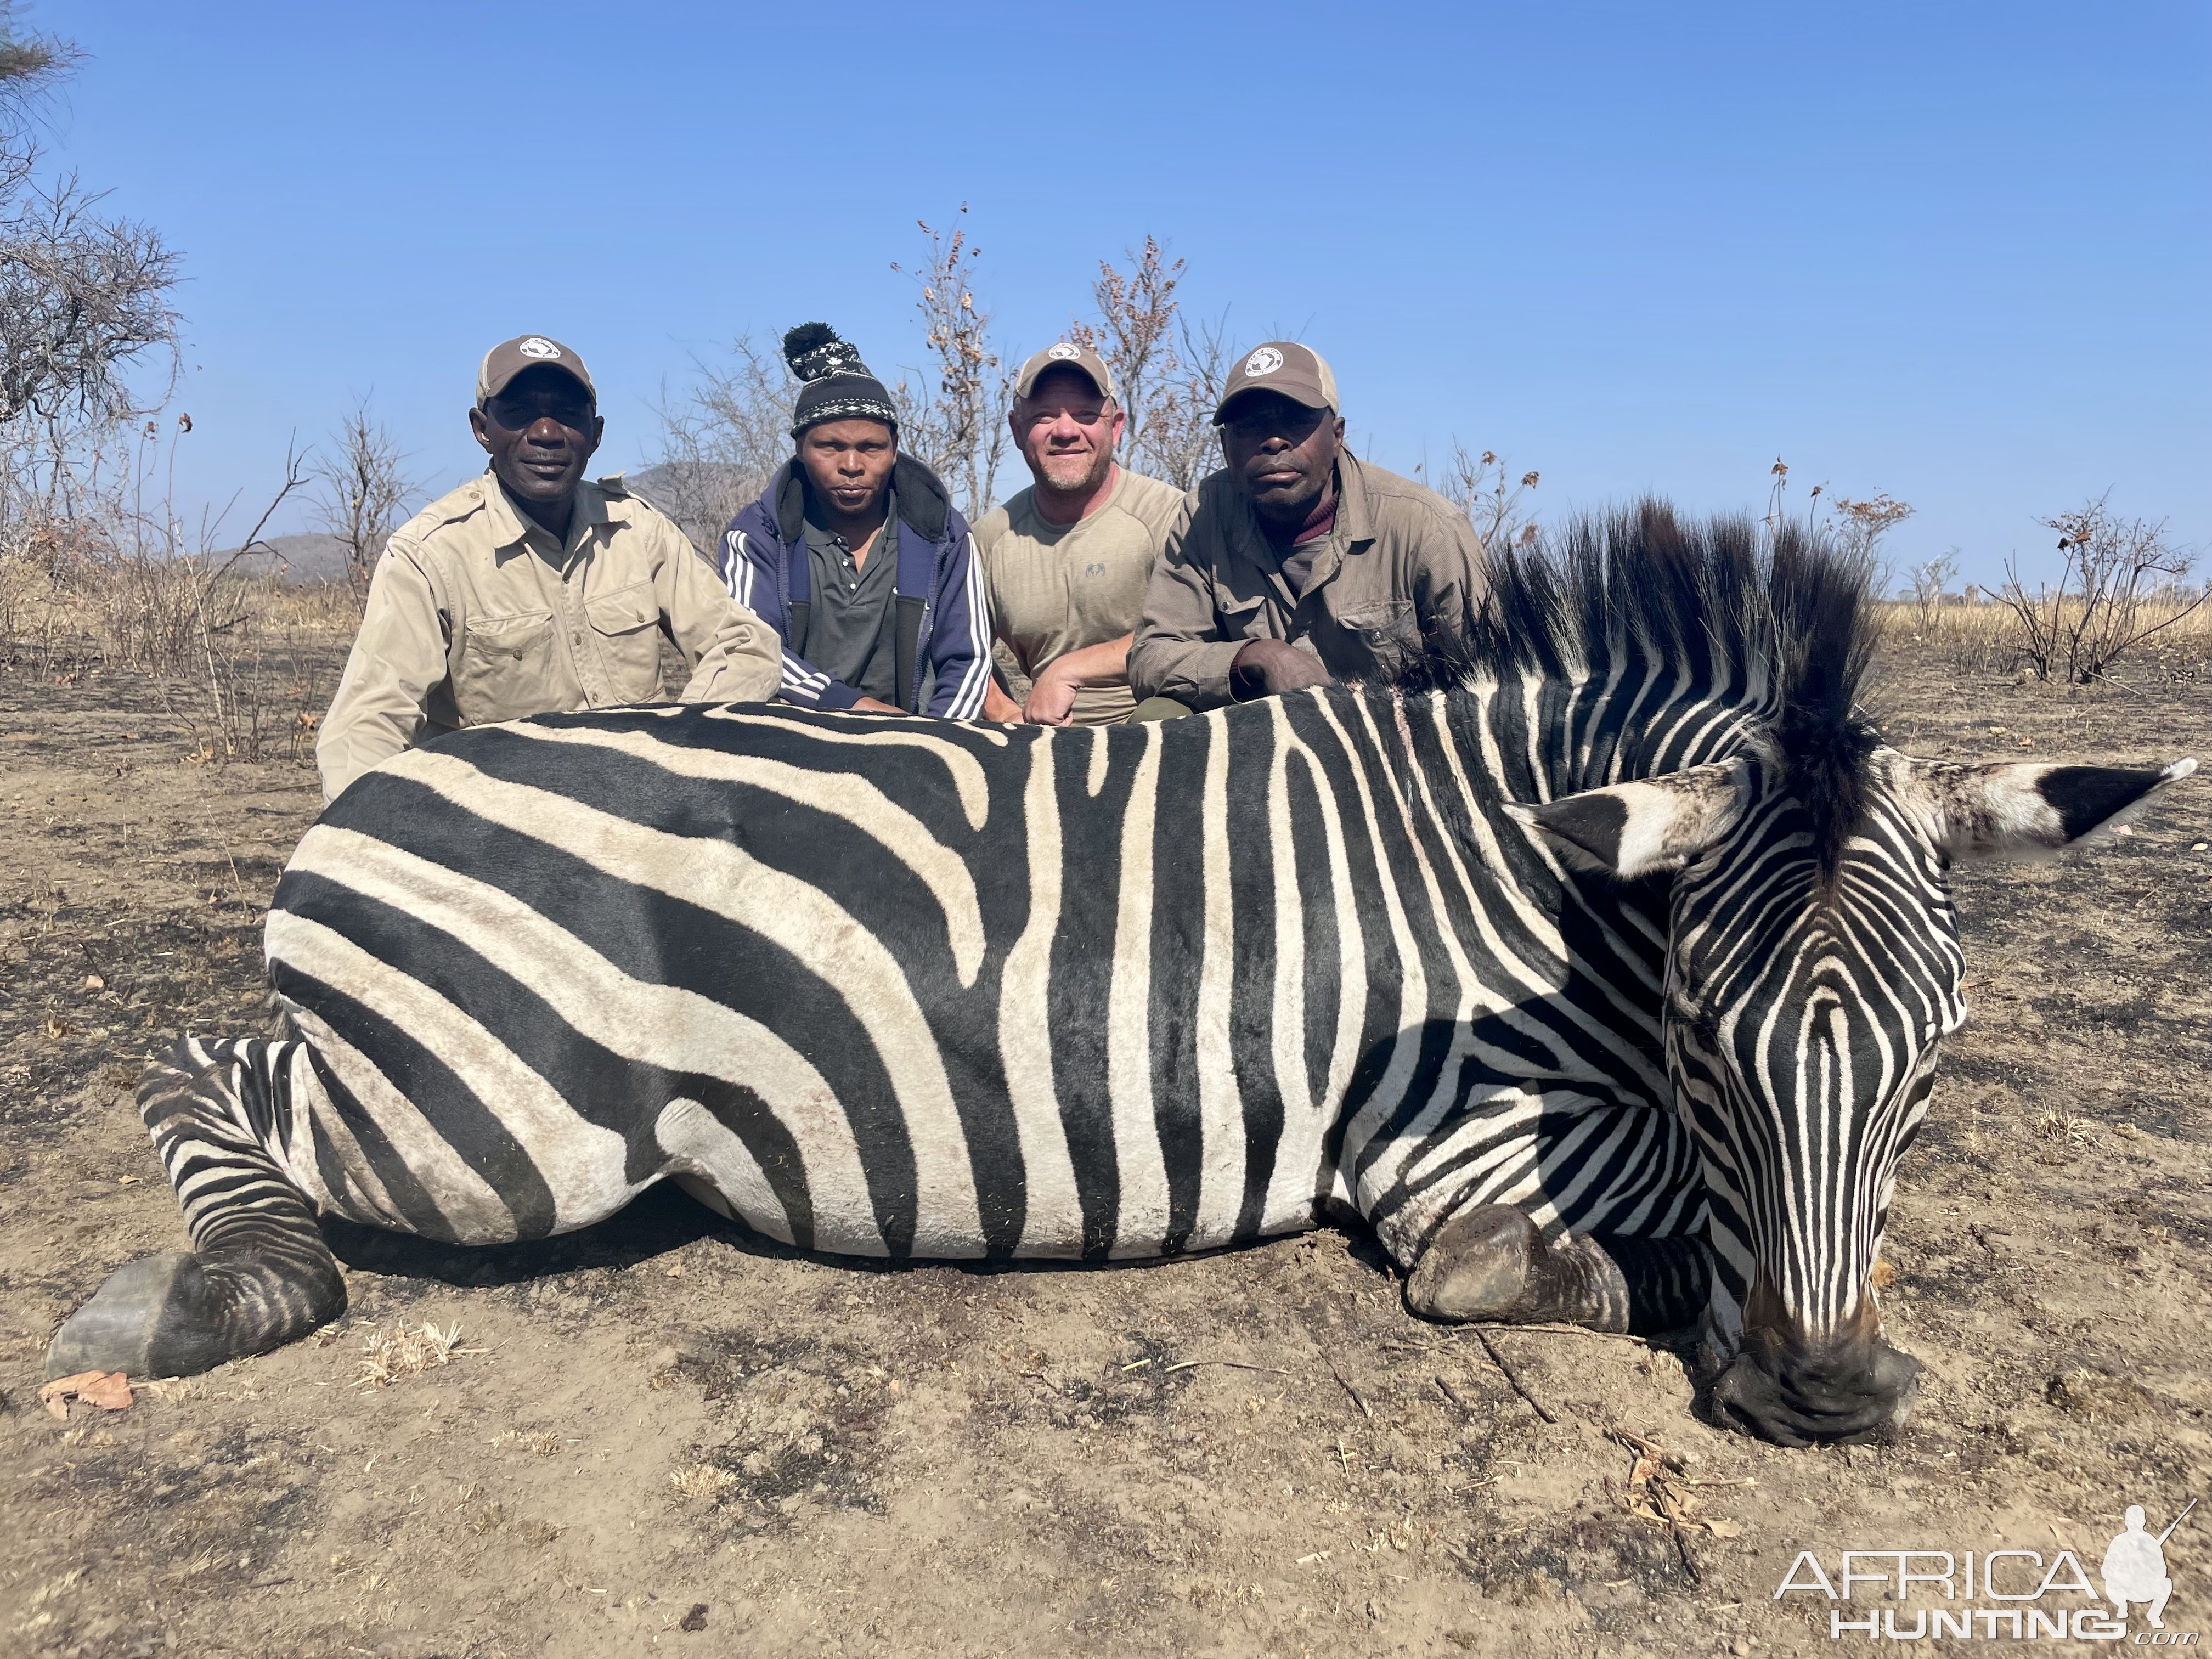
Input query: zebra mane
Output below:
<box><xmin>1441</xmin><ymin>498</ymin><xmax>1882</xmax><ymax>876</ymax></box>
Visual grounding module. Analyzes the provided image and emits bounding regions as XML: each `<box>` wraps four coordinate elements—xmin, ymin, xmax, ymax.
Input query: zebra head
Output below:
<box><xmin>1521</xmin><ymin>746</ymin><xmax>2195</xmax><ymax>1446</ymax></box>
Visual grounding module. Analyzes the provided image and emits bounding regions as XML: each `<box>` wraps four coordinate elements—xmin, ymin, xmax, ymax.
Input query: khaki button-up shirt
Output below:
<box><xmin>1127</xmin><ymin>452</ymin><xmax>1488</xmax><ymax>711</ymax></box>
<box><xmin>317</xmin><ymin>473</ymin><xmax>781</xmax><ymax>802</ymax></box>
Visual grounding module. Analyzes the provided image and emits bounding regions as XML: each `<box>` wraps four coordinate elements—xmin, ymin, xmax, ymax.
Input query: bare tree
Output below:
<box><xmin>1144</xmin><ymin>310</ymin><xmax>1233</xmax><ymax>490</ymax></box>
<box><xmin>1</xmin><ymin>5</ymin><xmax>180</xmax><ymax>479</ymax></box>
<box><xmin>644</xmin><ymin>335</ymin><xmax>795</xmax><ymax>552</ymax></box>
<box><xmin>1826</xmin><ymin>491</ymin><xmax>1914</xmax><ymax>591</ymax></box>
<box><xmin>1999</xmin><ymin>493</ymin><xmax>2203</xmax><ymax>682</ymax></box>
<box><xmin>1430</xmin><ymin>445</ymin><xmax>1541</xmax><ymax>551</ymax></box>
<box><xmin>1899</xmin><ymin>549</ymin><xmax>1960</xmax><ymax>630</ymax></box>
<box><xmin>890</xmin><ymin>206</ymin><xmax>1009</xmax><ymax>522</ymax></box>
<box><xmin>311</xmin><ymin>394</ymin><xmax>420</xmax><ymax>599</ymax></box>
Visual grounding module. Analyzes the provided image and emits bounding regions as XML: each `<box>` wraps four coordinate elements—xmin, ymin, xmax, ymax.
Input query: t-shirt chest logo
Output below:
<box><xmin>1242</xmin><ymin>346</ymin><xmax>1284</xmax><ymax>378</ymax></box>
<box><xmin>1084</xmin><ymin>561</ymin><xmax>1107</xmax><ymax>578</ymax></box>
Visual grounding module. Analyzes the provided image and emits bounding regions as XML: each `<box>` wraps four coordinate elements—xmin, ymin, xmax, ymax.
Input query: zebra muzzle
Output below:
<box><xmin>1709</xmin><ymin>1330</ymin><xmax>1922</xmax><ymax>1448</ymax></box>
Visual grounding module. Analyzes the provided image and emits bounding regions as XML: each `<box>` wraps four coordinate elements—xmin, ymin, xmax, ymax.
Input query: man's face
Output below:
<box><xmin>1012</xmin><ymin>366</ymin><xmax>1122</xmax><ymax>495</ymax></box>
<box><xmin>798</xmin><ymin>419</ymin><xmax>897</xmax><ymax>518</ymax></box>
<box><xmin>469</xmin><ymin>365</ymin><xmax>602</xmax><ymax>510</ymax></box>
<box><xmin>1219</xmin><ymin>391</ymin><xmax>1344</xmax><ymax>521</ymax></box>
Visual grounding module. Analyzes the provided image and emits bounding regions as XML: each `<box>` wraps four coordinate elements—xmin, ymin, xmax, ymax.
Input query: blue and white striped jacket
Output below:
<box><xmin>718</xmin><ymin>457</ymin><xmax>990</xmax><ymax>719</ymax></box>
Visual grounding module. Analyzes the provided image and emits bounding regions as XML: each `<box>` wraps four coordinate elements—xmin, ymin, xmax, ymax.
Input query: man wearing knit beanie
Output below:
<box><xmin>715</xmin><ymin>325</ymin><xmax>990</xmax><ymax>718</ymax></box>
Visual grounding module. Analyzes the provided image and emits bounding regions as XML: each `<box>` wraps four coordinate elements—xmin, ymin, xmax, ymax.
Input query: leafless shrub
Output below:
<box><xmin>310</xmin><ymin>395</ymin><xmax>419</xmax><ymax>601</ymax></box>
<box><xmin>645</xmin><ymin>334</ymin><xmax>795</xmax><ymax>552</ymax></box>
<box><xmin>891</xmin><ymin>205</ymin><xmax>1009</xmax><ymax>523</ymax></box>
<box><xmin>1900</xmin><ymin>549</ymin><xmax>1961</xmax><ymax>631</ymax></box>
<box><xmin>1999</xmin><ymin>494</ymin><xmax>2204</xmax><ymax>684</ymax></box>
<box><xmin>1431</xmin><ymin>445</ymin><xmax>1540</xmax><ymax>551</ymax></box>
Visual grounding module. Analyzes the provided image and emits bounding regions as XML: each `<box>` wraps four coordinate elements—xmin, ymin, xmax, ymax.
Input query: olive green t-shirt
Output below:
<box><xmin>975</xmin><ymin>466</ymin><xmax>1188</xmax><ymax>725</ymax></box>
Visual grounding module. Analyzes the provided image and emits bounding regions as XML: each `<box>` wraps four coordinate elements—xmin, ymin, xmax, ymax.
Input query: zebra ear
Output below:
<box><xmin>1888</xmin><ymin>755</ymin><xmax>2198</xmax><ymax>859</ymax></box>
<box><xmin>1510</xmin><ymin>761</ymin><xmax>1750</xmax><ymax>879</ymax></box>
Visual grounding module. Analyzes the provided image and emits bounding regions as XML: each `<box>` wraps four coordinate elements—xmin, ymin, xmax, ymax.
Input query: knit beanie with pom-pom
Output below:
<box><xmin>783</xmin><ymin>323</ymin><xmax>898</xmax><ymax>438</ymax></box>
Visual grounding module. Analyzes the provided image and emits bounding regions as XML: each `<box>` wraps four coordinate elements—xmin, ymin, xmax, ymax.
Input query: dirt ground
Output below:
<box><xmin>2</xmin><ymin>638</ymin><xmax>2208</xmax><ymax>1659</ymax></box>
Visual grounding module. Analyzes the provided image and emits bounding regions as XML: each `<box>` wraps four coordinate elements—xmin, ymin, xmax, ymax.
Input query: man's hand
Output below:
<box><xmin>982</xmin><ymin>680</ymin><xmax>1025</xmax><ymax>723</ymax></box>
<box><xmin>850</xmin><ymin>695</ymin><xmax>904</xmax><ymax>714</ymax></box>
<box><xmin>1022</xmin><ymin>664</ymin><xmax>1080</xmax><ymax>726</ymax></box>
<box><xmin>1231</xmin><ymin>639</ymin><xmax>1333</xmax><ymax>699</ymax></box>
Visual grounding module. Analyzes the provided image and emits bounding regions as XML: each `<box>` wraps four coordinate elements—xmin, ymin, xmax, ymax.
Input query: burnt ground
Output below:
<box><xmin>1</xmin><ymin>641</ymin><xmax>2208</xmax><ymax>1659</ymax></box>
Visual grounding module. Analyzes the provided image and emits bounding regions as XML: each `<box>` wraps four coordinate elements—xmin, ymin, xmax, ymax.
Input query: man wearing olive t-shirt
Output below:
<box><xmin>976</xmin><ymin>342</ymin><xmax>1185</xmax><ymax>725</ymax></box>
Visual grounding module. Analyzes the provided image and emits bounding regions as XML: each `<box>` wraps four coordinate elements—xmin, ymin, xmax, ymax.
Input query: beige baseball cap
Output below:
<box><xmin>1214</xmin><ymin>340</ymin><xmax>1338</xmax><ymax>423</ymax></box>
<box><xmin>1013</xmin><ymin>340</ymin><xmax>1115</xmax><ymax>401</ymax></box>
<box><xmin>476</xmin><ymin>335</ymin><xmax>596</xmax><ymax>405</ymax></box>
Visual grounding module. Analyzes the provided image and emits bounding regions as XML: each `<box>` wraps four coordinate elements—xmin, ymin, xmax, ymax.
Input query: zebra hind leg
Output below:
<box><xmin>1404</xmin><ymin>1204</ymin><xmax>1710</xmax><ymax>1336</ymax></box>
<box><xmin>46</xmin><ymin>1039</ymin><xmax>345</xmax><ymax>1380</ymax></box>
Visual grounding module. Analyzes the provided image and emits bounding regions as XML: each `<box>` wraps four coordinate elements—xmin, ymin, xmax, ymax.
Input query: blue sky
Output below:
<box><xmin>38</xmin><ymin>1</ymin><xmax>2212</xmax><ymax>585</ymax></box>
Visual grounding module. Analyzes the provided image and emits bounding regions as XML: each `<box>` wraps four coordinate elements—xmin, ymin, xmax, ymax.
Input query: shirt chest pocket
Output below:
<box><xmin>1331</xmin><ymin>598</ymin><xmax>1422</xmax><ymax>680</ymax></box>
<box><xmin>585</xmin><ymin>580</ymin><xmax>664</xmax><ymax>701</ymax></box>
<box><xmin>1214</xmin><ymin>587</ymin><xmax>1277</xmax><ymax>642</ymax></box>
<box><xmin>454</xmin><ymin>610</ymin><xmax>556</xmax><ymax>726</ymax></box>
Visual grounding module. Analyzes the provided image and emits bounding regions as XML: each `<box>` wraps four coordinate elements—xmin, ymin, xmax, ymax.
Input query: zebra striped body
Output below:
<box><xmin>256</xmin><ymin>683</ymin><xmax>1700</xmax><ymax>1273</ymax></box>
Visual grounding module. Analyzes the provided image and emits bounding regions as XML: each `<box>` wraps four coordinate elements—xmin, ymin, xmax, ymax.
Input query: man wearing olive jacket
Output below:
<box><xmin>1127</xmin><ymin>340</ymin><xmax>1487</xmax><ymax>714</ymax></box>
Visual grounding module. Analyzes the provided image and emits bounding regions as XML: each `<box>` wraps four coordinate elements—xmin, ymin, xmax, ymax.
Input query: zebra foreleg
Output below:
<box><xmin>1404</xmin><ymin>1205</ymin><xmax>1710</xmax><ymax>1336</ymax></box>
<box><xmin>47</xmin><ymin>1039</ymin><xmax>345</xmax><ymax>1380</ymax></box>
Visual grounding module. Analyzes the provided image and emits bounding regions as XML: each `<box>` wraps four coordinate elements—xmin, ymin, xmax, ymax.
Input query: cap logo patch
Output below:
<box><xmin>518</xmin><ymin>337</ymin><xmax>561</xmax><ymax>360</ymax></box>
<box><xmin>1243</xmin><ymin>346</ymin><xmax>1284</xmax><ymax>378</ymax></box>
<box><xmin>1047</xmin><ymin>342</ymin><xmax>1081</xmax><ymax>361</ymax></box>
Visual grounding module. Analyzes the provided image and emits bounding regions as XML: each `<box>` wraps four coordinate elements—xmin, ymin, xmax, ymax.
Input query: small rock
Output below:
<box><xmin>82</xmin><ymin>974</ymin><xmax>104</xmax><ymax>991</ymax></box>
<box><xmin>679</xmin><ymin>1603</ymin><xmax>708</xmax><ymax>1632</ymax></box>
<box><xmin>2193</xmin><ymin>842</ymin><xmax>2208</xmax><ymax>853</ymax></box>
<box><xmin>650</xmin><ymin>1346</ymin><xmax>681</xmax><ymax>1373</ymax></box>
<box><xmin>1733</xmin><ymin>1641</ymin><xmax>1752</xmax><ymax>1656</ymax></box>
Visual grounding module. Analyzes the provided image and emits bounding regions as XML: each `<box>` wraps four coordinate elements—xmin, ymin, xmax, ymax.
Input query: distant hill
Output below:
<box><xmin>207</xmin><ymin>532</ymin><xmax>354</xmax><ymax>585</ymax></box>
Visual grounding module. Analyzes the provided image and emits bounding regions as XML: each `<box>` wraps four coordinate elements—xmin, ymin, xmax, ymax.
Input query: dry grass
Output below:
<box><xmin>1874</xmin><ymin>594</ymin><xmax>2212</xmax><ymax>681</ymax></box>
<box><xmin>669</xmin><ymin>1464</ymin><xmax>740</xmax><ymax>1502</ymax></box>
<box><xmin>354</xmin><ymin>1321</ymin><xmax>476</xmax><ymax>1389</ymax></box>
<box><xmin>2033</xmin><ymin>1106</ymin><xmax>2095</xmax><ymax>1150</ymax></box>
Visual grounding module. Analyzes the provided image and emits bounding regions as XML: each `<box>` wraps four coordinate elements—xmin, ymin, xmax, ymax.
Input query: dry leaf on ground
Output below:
<box><xmin>39</xmin><ymin>1371</ymin><xmax>134</xmax><ymax>1419</ymax></box>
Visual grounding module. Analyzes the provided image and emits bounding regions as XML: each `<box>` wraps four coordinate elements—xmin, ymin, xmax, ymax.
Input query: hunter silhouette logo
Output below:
<box><xmin>1046</xmin><ymin>342</ymin><xmax>1081</xmax><ymax>361</ymax></box>
<box><xmin>1243</xmin><ymin>346</ymin><xmax>1284</xmax><ymax>378</ymax></box>
<box><xmin>517</xmin><ymin>337</ymin><xmax>561</xmax><ymax>359</ymax></box>
<box><xmin>2106</xmin><ymin>1500</ymin><xmax>2193</xmax><ymax>1629</ymax></box>
<box><xmin>1774</xmin><ymin>1495</ymin><xmax>2197</xmax><ymax>1641</ymax></box>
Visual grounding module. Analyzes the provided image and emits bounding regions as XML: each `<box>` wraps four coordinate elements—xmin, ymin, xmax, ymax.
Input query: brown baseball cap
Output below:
<box><xmin>476</xmin><ymin>335</ymin><xmax>596</xmax><ymax>406</ymax></box>
<box><xmin>1013</xmin><ymin>340</ymin><xmax>1115</xmax><ymax>401</ymax></box>
<box><xmin>1214</xmin><ymin>340</ymin><xmax>1339</xmax><ymax>423</ymax></box>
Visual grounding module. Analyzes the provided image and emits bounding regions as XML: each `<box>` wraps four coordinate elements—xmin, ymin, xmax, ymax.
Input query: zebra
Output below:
<box><xmin>47</xmin><ymin>503</ymin><xmax>2193</xmax><ymax>1447</ymax></box>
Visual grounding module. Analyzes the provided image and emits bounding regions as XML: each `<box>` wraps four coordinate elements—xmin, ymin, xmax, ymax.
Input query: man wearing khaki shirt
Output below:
<box><xmin>976</xmin><ymin>341</ymin><xmax>1185</xmax><ymax>725</ymax></box>
<box><xmin>317</xmin><ymin>335</ymin><xmax>781</xmax><ymax>802</ymax></box>
<box><xmin>1127</xmin><ymin>341</ymin><xmax>1487</xmax><ymax>713</ymax></box>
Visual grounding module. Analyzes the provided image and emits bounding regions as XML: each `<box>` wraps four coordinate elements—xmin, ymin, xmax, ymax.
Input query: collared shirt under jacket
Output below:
<box><xmin>316</xmin><ymin>473</ymin><xmax>781</xmax><ymax>802</ymax></box>
<box><xmin>719</xmin><ymin>455</ymin><xmax>991</xmax><ymax>719</ymax></box>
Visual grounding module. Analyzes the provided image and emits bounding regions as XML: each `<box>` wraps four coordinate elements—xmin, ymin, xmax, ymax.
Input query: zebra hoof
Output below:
<box><xmin>46</xmin><ymin>1252</ymin><xmax>234</xmax><ymax>1380</ymax></box>
<box><xmin>1406</xmin><ymin>1205</ymin><xmax>1547</xmax><ymax>1322</ymax></box>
